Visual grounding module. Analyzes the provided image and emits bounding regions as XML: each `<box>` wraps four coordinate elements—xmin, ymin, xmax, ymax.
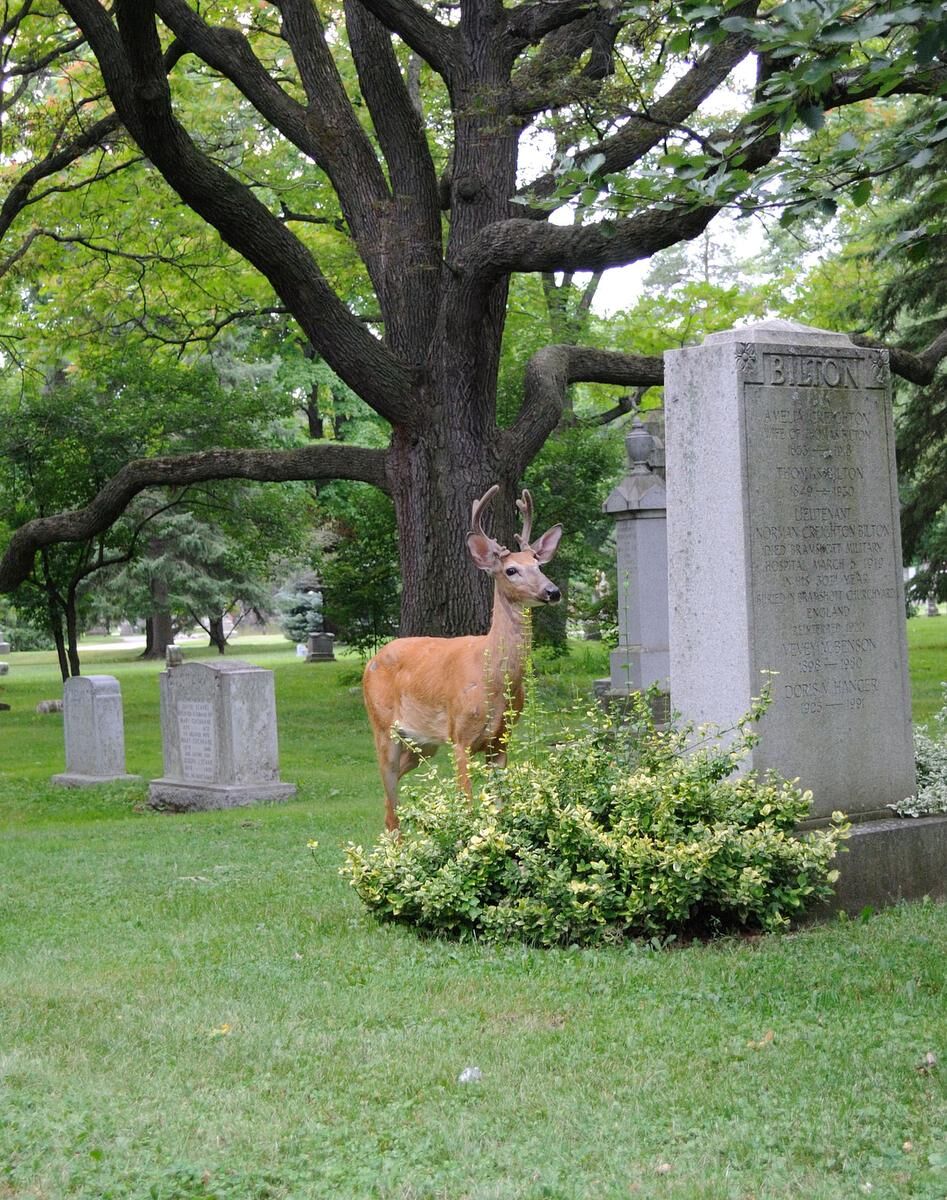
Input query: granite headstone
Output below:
<box><xmin>149</xmin><ymin>660</ymin><xmax>296</xmax><ymax>811</ymax></box>
<box><xmin>52</xmin><ymin>674</ymin><xmax>140</xmax><ymax>786</ymax></box>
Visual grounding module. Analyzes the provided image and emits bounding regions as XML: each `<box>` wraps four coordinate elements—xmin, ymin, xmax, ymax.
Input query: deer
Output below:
<box><xmin>363</xmin><ymin>485</ymin><xmax>563</xmax><ymax>832</ymax></box>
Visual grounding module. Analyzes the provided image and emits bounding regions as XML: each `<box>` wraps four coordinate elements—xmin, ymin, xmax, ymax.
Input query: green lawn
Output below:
<box><xmin>0</xmin><ymin>630</ymin><xmax>945</xmax><ymax>1199</ymax></box>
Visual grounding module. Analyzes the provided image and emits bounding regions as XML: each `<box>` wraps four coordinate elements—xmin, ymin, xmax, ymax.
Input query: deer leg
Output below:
<box><xmin>373</xmin><ymin>729</ymin><xmax>404</xmax><ymax>833</ymax></box>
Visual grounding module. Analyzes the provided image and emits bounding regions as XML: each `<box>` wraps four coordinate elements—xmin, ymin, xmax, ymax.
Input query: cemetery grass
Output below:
<box><xmin>0</xmin><ymin>638</ymin><xmax>944</xmax><ymax>1199</ymax></box>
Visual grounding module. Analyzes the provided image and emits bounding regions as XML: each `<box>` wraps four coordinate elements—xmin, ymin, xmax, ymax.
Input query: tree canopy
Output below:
<box><xmin>2</xmin><ymin>0</ymin><xmax>947</xmax><ymax>634</ymax></box>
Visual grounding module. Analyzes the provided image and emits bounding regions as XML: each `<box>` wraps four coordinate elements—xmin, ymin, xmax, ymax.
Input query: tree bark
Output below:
<box><xmin>208</xmin><ymin>615</ymin><xmax>227</xmax><ymax>654</ymax></box>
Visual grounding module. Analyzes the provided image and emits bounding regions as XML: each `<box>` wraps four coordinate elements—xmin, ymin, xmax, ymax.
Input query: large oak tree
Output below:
<box><xmin>2</xmin><ymin>0</ymin><xmax>946</xmax><ymax>633</ymax></box>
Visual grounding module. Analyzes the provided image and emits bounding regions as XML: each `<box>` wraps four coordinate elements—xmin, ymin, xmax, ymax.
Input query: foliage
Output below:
<box><xmin>344</xmin><ymin>691</ymin><xmax>849</xmax><ymax>946</ymax></box>
<box><xmin>316</xmin><ymin>483</ymin><xmax>400</xmax><ymax>654</ymax></box>
<box><xmin>891</xmin><ymin>683</ymin><xmax>947</xmax><ymax>817</ymax></box>
<box><xmin>525</xmin><ymin>421</ymin><xmax>624</xmax><ymax>652</ymax></box>
<box><xmin>0</xmin><ymin>347</ymin><xmax>303</xmax><ymax>671</ymax></box>
<box><xmin>274</xmin><ymin>573</ymin><xmax>324</xmax><ymax>644</ymax></box>
<box><xmin>0</xmin><ymin>610</ymin><xmax>55</xmax><ymax>651</ymax></box>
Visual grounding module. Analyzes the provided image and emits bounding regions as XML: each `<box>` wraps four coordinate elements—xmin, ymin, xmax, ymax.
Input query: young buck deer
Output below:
<box><xmin>363</xmin><ymin>485</ymin><xmax>562</xmax><ymax>832</ymax></box>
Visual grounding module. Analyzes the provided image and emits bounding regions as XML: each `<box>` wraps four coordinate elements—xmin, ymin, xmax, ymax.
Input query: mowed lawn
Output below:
<box><xmin>0</xmin><ymin>630</ymin><xmax>945</xmax><ymax>1199</ymax></box>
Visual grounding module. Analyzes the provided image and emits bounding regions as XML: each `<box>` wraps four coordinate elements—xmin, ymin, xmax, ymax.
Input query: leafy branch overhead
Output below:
<box><xmin>2</xmin><ymin>0</ymin><xmax>947</xmax><ymax>632</ymax></box>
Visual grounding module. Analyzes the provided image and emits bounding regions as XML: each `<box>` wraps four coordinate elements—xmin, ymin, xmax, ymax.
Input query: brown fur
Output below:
<box><xmin>363</xmin><ymin>489</ymin><xmax>562</xmax><ymax>832</ymax></box>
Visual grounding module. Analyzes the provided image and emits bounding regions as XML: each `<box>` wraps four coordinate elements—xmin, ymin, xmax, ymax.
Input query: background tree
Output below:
<box><xmin>1</xmin><ymin>0</ymin><xmax>946</xmax><ymax>638</ymax></box>
<box><xmin>0</xmin><ymin>348</ymin><xmax>304</xmax><ymax>675</ymax></box>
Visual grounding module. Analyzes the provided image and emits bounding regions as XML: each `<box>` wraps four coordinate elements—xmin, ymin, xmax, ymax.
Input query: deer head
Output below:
<box><xmin>466</xmin><ymin>485</ymin><xmax>562</xmax><ymax>607</ymax></box>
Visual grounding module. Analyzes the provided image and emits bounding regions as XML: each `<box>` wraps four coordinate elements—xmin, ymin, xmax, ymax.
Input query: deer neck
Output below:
<box><xmin>484</xmin><ymin>586</ymin><xmax>531</xmax><ymax>688</ymax></box>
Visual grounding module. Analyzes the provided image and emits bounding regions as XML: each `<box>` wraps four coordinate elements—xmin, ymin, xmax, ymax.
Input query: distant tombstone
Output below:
<box><xmin>52</xmin><ymin>675</ymin><xmax>141</xmax><ymax>787</ymax></box>
<box><xmin>306</xmin><ymin>631</ymin><xmax>336</xmax><ymax>662</ymax></box>
<box><xmin>603</xmin><ymin>419</ymin><xmax>669</xmax><ymax>697</ymax></box>
<box><xmin>0</xmin><ymin>629</ymin><xmax>9</xmax><ymax>709</ymax></box>
<box><xmin>165</xmin><ymin>644</ymin><xmax>183</xmax><ymax>668</ymax></box>
<box><xmin>149</xmin><ymin>660</ymin><xmax>296</xmax><ymax>811</ymax></box>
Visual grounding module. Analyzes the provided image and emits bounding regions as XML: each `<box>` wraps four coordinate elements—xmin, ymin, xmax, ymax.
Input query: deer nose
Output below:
<box><xmin>545</xmin><ymin>586</ymin><xmax>561</xmax><ymax>604</ymax></box>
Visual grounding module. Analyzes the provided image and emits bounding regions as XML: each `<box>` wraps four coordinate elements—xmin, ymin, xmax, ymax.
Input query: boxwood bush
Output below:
<box><xmin>344</xmin><ymin>692</ymin><xmax>849</xmax><ymax>947</ymax></box>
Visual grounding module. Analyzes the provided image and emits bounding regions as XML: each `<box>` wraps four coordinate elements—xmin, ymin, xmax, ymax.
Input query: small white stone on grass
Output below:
<box><xmin>457</xmin><ymin>1066</ymin><xmax>482</xmax><ymax>1084</ymax></box>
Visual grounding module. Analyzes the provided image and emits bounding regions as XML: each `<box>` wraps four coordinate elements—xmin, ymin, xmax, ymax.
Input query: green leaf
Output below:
<box><xmin>851</xmin><ymin>179</ymin><xmax>872</xmax><ymax>207</ymax></box>
<box><xmin>797</xmin><ymin>104</ymin><xmax>825</xmax><ymax>131</ymax></box>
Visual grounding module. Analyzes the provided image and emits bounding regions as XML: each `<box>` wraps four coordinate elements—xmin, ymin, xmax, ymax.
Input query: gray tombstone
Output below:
<box><xmin>305</xmin><ymin>631</ymin><xmax>336</xmax><ymax>662</ymax></box>
<box><xmin>0</xmin><ymin>629</ymin><xmax>8</xmax><ymax>710</ymax></box>
<box><xmin>52</xmin><ymin>675</ymin><xmax>141</xmax><ymax>787</ymax></box>
<box><xmin>149</xmin><ymin>660</ymin><xmax>296</xmax><ymax>811</ymax></box>
<box><xmin>603</xmin><ymin>419</ymin><xmax>669</xmax><ymax>696</ymax></box>
<box><xmin>666</xmin><ymin>319</ymin><xmax>915</xmax><ymax>819</ymax></box>
<box><xmin>664</xmin><ymin>319</ymin><xmax>947</xmax><ymax>911</ymax></box>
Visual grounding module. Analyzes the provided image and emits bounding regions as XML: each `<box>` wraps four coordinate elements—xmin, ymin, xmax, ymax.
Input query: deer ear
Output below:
<box><xmin>467</xmin><ymin>532</ymin><xmax>502</xmax><ymax>572</ymax></box>
<box><xmin>531</xmin><ymin>524</ymin><xmax>562</xmax><ymax>564</ymax></box>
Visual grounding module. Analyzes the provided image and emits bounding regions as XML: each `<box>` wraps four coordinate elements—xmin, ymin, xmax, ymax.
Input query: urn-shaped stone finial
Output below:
<box><xmin>625</xmin><ymin>418</ymin><xmax>655</xmax><ymax>472</ymax></box>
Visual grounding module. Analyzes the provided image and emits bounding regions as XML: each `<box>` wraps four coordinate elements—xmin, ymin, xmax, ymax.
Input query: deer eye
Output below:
<box><xmin>505</xmin><ymin>566</ymin><xmax>519</xmax><ymax>576</ymax></box>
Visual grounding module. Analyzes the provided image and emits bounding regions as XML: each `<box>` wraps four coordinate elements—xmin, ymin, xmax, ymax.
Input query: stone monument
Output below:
<box><xmin>51</xmin><ymin>675</ymin><xmax>141</xmax><ymax>787</ymax></box>
<box><xmin>149</xmin><ymin>660</ymin><xmax>296</xmax><ymax>811</ymax></box>
<box><xmin>0</xmin><ymin>629</ymin><xmax>10</xmax><ymax>710</ymax></box>
<box><xmin>603</xmin><ymin>418</ymin><xmax>669</xmax><ymax>696</ymax></box>
<box><xmin>665</xmin><ymin>319</ymin><xmax>946</xmax><ymax>909</ymax></box>
<box><xmin>305</xmin><ymin>631</ymin><xmax>336</xmax><ymax>662</ymax></box>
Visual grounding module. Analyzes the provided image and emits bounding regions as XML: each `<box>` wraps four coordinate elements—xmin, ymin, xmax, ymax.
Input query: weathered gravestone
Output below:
<box><xmin>149</xmin><ymin>660</ymin><xmax>296</xmax><ymax>811</ymax></box>
<box><xmin>51</xmin><ymin>675</ymin><xmax>140</xmax><ymax>786</ymax></box>
<box><xmin>0</xmin><ymin>630</ymin><xmax>10</xmax><ymax>710</ymax></box>
<box><xmin>603</xmin><ymin>418</ymin><xmax>669</xmax><ymax>698</ymax></box>
<box><xmin>665</xmin><ymin>319</ymin><xmax>946</xmax><ymax>909</ymax></box>
<box><xmin>305</xmin><ymin>631</ymin><xmax>336</xmax><ymax>662</ymax></box>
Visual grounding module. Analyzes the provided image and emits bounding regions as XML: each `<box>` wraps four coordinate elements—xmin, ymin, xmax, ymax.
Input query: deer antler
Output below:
<box><xmin>469</xmin><ymin>485</ymin><xmax>510</xmax><ymax>557</ymax></box>
<box><xmin>515</xmin><ymin>489</ymin><xmax>534</xmax><ymax>551</ymax></box>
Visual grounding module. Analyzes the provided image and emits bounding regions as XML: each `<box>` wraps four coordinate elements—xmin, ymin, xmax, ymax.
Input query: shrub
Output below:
<box><xmin>343</xmin><ymin>692</ymin><xmax>849</xmax><ymax>946</ymax></box>
<box><xmin>891</xmin><ymin>684</ymin><xmax>947</xmax><ymax>817</ymax></box>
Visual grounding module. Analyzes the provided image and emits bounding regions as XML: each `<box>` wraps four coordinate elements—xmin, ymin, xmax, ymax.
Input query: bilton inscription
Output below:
<box><xmin>765</xmin><ymin>353</ymin><xmax>862</xmax><ymax>388</ymax></box>
<box><xmin>746</xmin><ymin>354</ymin><xmax>898</xmax><ymax>721</ymax></box>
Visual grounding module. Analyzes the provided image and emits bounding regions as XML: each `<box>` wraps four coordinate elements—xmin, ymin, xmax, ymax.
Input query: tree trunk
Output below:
<box><xmin>65</xmin><ymin>588</ymin><xmax>82</xmax><ymax>677</ymax></box>
<box><xmin>141</xmin><ymin>569</ymin><xmax>175</xmax><ymax>659</ymax></box>
<box><xmin>51</xmin><ymin>622</ymin><xmax>70</xmax><ymax>684</ymax></box>
<box><xmin>142</xmin><ymin>612</ymin><xmax>175</xmax><ymax>659</ymax></box>
<box><xmin>386</xmin><ymin>410</ymin><xmax>518</xmax><ymax>637</ymax></box>
<box><xmin>208</xmin><ymin>615</ymin><xmax>227</xmax><ymax>654</ymax></box>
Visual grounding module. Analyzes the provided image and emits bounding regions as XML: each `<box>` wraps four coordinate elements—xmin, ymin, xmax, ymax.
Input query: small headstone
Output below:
<box><xmin>51</xmin><ymin>675</ymin><xmax>141</xmax><ymax>787</ymax></box>
<box><xmin>166</xmin><ymin>645</ymin><xmax>183</xmax><ymax>668</ymax></box>
<box><xmin>0</xmin><ymin>630</ymin><xmax>9</xmax><ymax>691</ymax></box>
<box><xmin>149</xmin><ymin>660</ymin><xmax>296</xmax><ymax>811</ymax></box>
<box><xmin>305</xmin><ymin>631</ymin><xmax>336</xmax><ymax>662</ymax></box>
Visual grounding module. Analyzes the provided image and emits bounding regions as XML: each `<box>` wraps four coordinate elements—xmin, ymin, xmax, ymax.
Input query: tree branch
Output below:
<box><xmin>506</xmin><ymin>344</ymin><xmax>663</xmax><ymax>466</ymax></box>
<box><xmin>851</xmin><ymin>326</ymin><xmax>947</xmax><ymax>387</ymax></box>
<box><xmin>517</xmin><ymin>14</ymin><xmax>758</xmax><ymax>211</ymax></box>
<box><xmin>0</xmin><ymin>443</ymin><xmax>390</xmax><ymax>595</ymax></box>
<box><xmin>465</xmin><ymin>200</ymin><xmax>725</xmax><ymax>287</ymax></box>
<box><xmin>58</xmin><ymin>0</ymin><xmax>413</xmax><ymax>423</ymax></box>
<box><xmin>350</xmin><ymin>0</ymin><xmax>456</xmax><ymax>81</ymax></box>
<box><xmin>506</xmin><ymin>0</ymin><xmax>596</xmax><ymax>47</ymax></box>
<box><xmin>0</xmin><ymin>111</ymin><xmax>123</xmax><ymax>242</ymax></box>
